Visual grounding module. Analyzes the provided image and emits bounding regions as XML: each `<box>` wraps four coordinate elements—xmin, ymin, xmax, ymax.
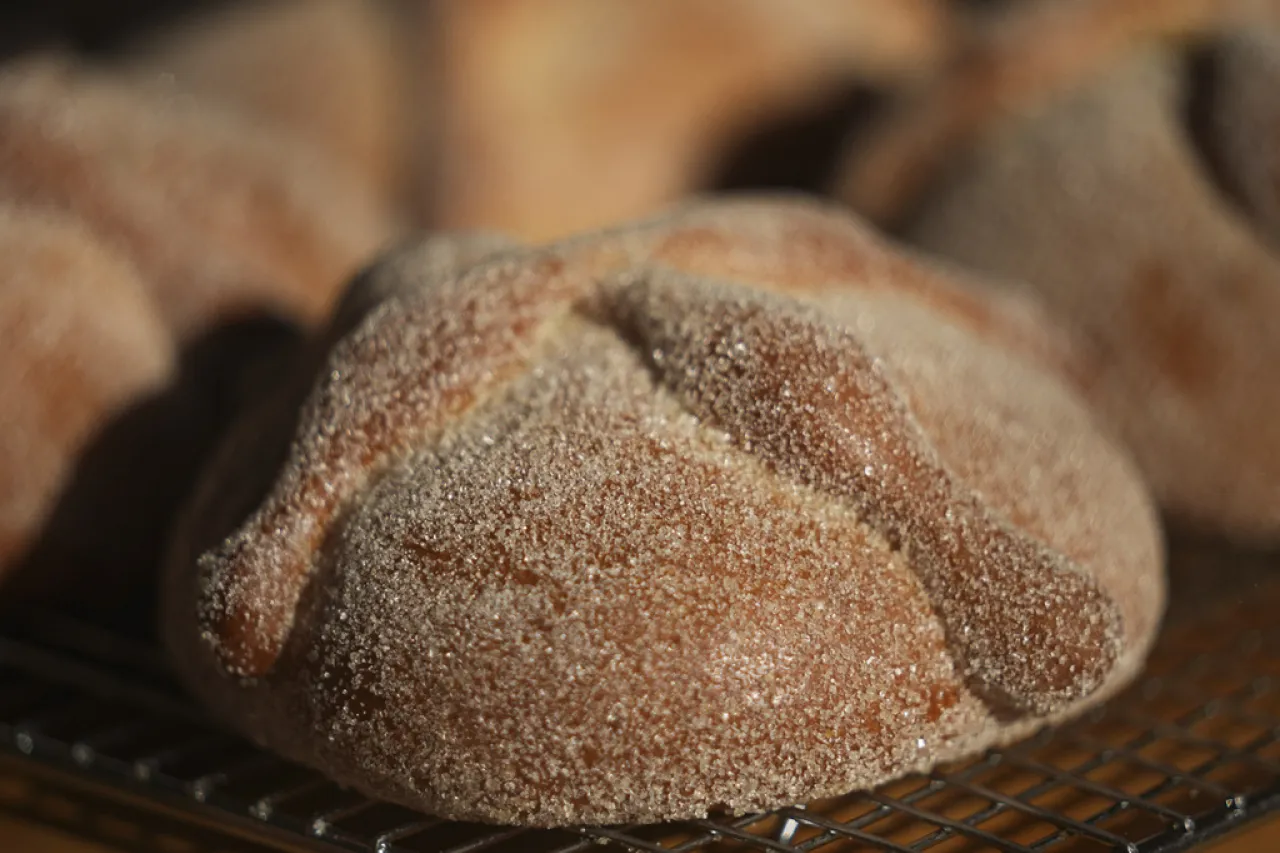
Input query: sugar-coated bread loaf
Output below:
<box><xmin>830</xmin><ymin>0</ymin><xmax>1280</xmax><ymax>540</ymax></box>
<box><xmin>166</xmin><ymin>198</ymin><xmax>1164</xmax><ymax>827</ymax></box>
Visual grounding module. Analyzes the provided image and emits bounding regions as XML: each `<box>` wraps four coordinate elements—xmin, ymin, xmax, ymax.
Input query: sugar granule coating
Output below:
<box><xmin>907</xmin><ymin>50</ymin><xmax>1280</xmax><ymax>540</ymax></box>
<box><xmin>0</xmin><ymin>204</ymin><xmax>174</xmax><ymax>572</ymax></box>
<box><xmin>0</xmin><ymin>57</ymin><xmax>392</xmax><ymax>340</ymax></box>
<box><xmin>166</xmin><ymin>197</ymin><xmax>1164</xmax><ymax>826</ymax></box>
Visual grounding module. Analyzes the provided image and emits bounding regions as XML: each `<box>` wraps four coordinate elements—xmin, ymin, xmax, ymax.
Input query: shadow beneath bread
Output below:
<box><xmin>1161</xmin><ymin>521</ymin><xmax>1280</xmax><ymax>629</ymax></box>
<box><xmin>2</xmin><ymin>314</ymin><xmax>303</xmax><ymax>643</ymax></box>
<box><xmin>703</xmin><ymin>83</ymin><xmax>887</xmax><ymax>197</ymax></box>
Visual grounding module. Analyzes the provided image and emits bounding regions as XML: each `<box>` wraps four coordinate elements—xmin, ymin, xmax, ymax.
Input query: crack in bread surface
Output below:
<box><xmin>198</xmin><ymin>200</ymin><xmax>1140</xmax><ymax>702</ymax></box>
<box><xmin>198</xmin><ymin>250</ymin><xmax>585</xmax><ymax>676</ymax></box>
<box><xmin>609</xmin><ymin>270</ymin><xmax>1121</xmax><ymax>715</ymax></box>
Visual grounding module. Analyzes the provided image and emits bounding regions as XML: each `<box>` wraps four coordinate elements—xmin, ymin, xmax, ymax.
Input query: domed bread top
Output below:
<box><xmin>325</xmin><ymin>231</ymin><xmax>518</xmax><ymax>345</ymax></box>
<box><xmin>169</xmin><ymin>198</ymin><xmax>1163</xmax><ymax>825</ymax></box>
<box><xmin>905</xmin><ymin>50</ymin><xmax>1280</xmax><ymax>540</ymax></box>
<box><xmin>0</xmin><ymin>58</ymin><xmax>393</xmax><ymax>340</ymax></box>
<box><xmin>0</xmin><ymin>204</ymin><xmax>174</xmax><ymax>572</ymax></box>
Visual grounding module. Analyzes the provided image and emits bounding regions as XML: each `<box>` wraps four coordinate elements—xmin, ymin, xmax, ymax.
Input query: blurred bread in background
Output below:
<box><xmin>0</xmin><ymin>55</ymin><xmax>393</xmax><ymax>340</ymax></box>
<box><xmin>416</xmin><ymin>0</ymin><xmax>950</xmax><ymax>240</ymax></box>
<box><xmin>833</xmin><ymin>0</ymin><xmax>1280</xmax><ymax>541</ymax></box>
<box><xmin>0</xmin><ymin>50</ymin><xmax>390</xmax><ymax>606</ymax></box>
<box><xmin>0</xmin><ymin>205</ymin><xmax>174</xmax><ymax>585</ymax></box>
<box><xmin>120</xmin><ymin>0</ymin><xmax>407</xmax><ymax>207</ymax></box>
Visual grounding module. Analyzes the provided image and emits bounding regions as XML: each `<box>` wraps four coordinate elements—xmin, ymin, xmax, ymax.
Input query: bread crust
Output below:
<box><xmin>166</xmin><ymin>198</ymin><xmax>1163</xmax><ymax>826</ymax></box>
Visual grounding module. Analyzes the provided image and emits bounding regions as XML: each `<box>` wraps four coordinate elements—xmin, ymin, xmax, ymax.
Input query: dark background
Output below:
<box><xmin>0</xmin><ymin>0</ymin><xmax>224</xmax><ymax>60</ymax></box>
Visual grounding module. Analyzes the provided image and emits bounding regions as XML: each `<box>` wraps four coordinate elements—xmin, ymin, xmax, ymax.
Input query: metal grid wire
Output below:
<box><xmin>0</xmin><ymin>564</ymin><xmax>1278</xmax><ymax>853</ymax></box>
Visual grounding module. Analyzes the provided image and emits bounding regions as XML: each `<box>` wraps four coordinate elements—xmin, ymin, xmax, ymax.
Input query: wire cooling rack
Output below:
<box><xmin>0</xmin><ymin>548</ymin><xmax>1278</xmax><ymax>853</ymax></box>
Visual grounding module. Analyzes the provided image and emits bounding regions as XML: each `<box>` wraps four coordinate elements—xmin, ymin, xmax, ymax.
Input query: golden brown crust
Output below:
<box><xmin>167</xmin><ymin>198</ymin><xmax>1163</xmax><ymax>825</ymax></box>
<box><xmin>0</xmin><ymin>57</ymin><xmax>393</xmax><ymax>340</ymax></box>
<box><xmin>0</xmin><ymin>205</ymin><xmax>174</xmax><ymax>572</ymax></box>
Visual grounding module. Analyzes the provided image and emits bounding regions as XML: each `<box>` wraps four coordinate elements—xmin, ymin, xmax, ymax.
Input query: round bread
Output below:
<box><xmin>0</xmin><ymin>204</ymin><xmax>174</xmax><ymax>579</ymax></box>
<box><xmin>165</xmin><ymin>198</ymin><xmax>1164</xmax><ymax>826</ymax></box>
<box><xmin>0</xmin><ymin>57</ymin><xmax>392</xmax><ymax>341</ymax></box>
<box><xmin>902</xmin><ymin>47</ymin><xmax>1280</xmax><ymax>540</ymax></box>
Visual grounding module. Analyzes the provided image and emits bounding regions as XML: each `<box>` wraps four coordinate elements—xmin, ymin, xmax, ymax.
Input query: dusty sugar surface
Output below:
<box><xmin>612</xmin><ymin>270</ymin><xmax>1126</xmax><ymax>715</ymax></box>
<box><xmin>0</xmin><ymin>57</ymin><xmax>391</xmax><ymax>340</ymax></box>
<box><xmin>567</xmin><ymin>196</ymin><xmax>1085</xmax><ymax>385</ymax></box>
<box><xmin>326</xmin><ymin>231</ymin><xmax>517</xmax><ymax>344</ymax></box>
<box><xmin>826</xmin><ymin>286</ymin><xmax>1164</xmax><ymax>651</ymax></box>
<box><xmin>270</xmin><ymin>322</ymin><xmax>986</xmax><ymax>825</ymax></box>
<box><xmin>171</xmin><ymin>199</ymin><xmax>1164</xmax><ymax>826</ymax></box>
<box><xmin>195</xmin><ymin>249</ymin><xmax>582</xmax><ymax>677</ymax></box>
<box><xmin>908</xmin><ymin>51</ymin><xmax>1280</xmax><ymax>540</ymax></box>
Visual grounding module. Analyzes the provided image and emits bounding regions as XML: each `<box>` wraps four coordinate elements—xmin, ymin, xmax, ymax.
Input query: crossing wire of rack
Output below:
<box><xmin>0</xmin><ymin>555</ymin><xmax>1278</xmax><ymax>853</ymax></box>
